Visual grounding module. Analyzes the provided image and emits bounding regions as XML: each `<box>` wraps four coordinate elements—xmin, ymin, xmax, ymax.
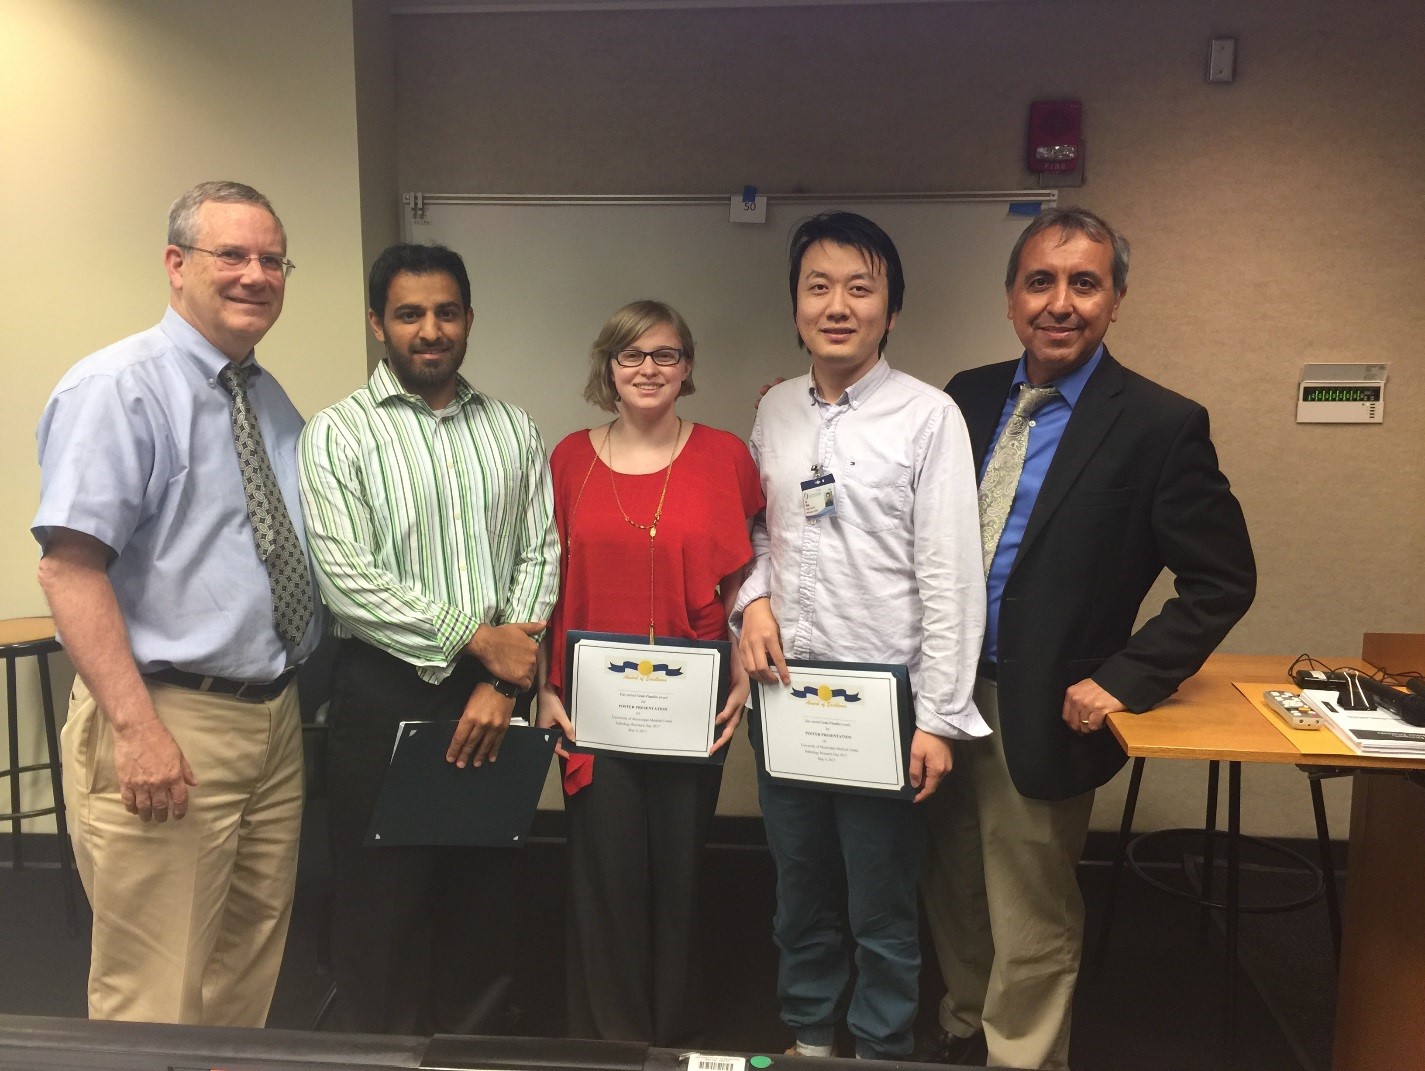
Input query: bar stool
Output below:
<box><xmin>1093</xmin><ymin>756</ymin><xmax>1344</xmax><ymax>1042</ymax></box>
<box><xmin>1</xmin><ymin>616</ymin><xmax>80</xmax><ymax>933</ymax></box>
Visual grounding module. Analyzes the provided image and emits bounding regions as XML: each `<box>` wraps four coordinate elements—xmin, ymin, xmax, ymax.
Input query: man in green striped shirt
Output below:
<box><xmin>298</xmin><ymin>242</ymin><xmax>559</xmax><ymax>1034</ymax></box>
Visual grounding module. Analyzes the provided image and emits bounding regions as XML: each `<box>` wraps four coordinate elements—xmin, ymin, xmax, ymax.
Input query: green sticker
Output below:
<box><xmin>751</xmin><ymin>1058</ymin><xmax>773</xmax><ymax>1068</ymax></box>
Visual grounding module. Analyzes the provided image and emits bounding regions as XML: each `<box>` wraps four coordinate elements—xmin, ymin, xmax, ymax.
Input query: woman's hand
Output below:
<box><xmin>536</xmin><ymin>684</ymin><xmax>574</xmax><ymax>759</ymax></box>
<box><xmin>711</xmin><ymin>655</ymin><xmax>749</xmax><ymax>754</ymax></box>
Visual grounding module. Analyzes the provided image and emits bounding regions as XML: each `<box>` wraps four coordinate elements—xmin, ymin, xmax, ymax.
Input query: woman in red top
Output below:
<box><xmin>538</xmin><ymin>300</ymin><xmax>763</xmax><ymax>1045</ymax></box>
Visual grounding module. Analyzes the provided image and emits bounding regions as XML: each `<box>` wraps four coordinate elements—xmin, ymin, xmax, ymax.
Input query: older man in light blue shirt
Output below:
<box><xmin>33</xmin><ymin>181</ymin><xmax>319</xmax><ymax>1027</ymax></box>
<box><xmin>35</xmin><ymin>306</ymin><xmax>320</xmax><ymax>680</ymax></box>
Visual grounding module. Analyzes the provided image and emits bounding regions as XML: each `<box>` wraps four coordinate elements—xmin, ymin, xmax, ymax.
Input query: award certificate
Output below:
<box><xmin>566</xmin><ymin>631</ymin><xmax>730</xmax><ymax>764</ymax></box>
<box><xmin>753</xmin><ymin>661</ymin><xmax>913</xmax><ymax>796</ymax></box>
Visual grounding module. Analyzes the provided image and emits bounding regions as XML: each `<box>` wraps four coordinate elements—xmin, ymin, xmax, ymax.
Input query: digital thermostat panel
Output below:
<box><xmin>1300</xmin><ymin>386</ymin><xmax>1381</xmax><ymax>403</ymax></box>
<box><xmin>1297</xmin><ymin>363</ymin><xmax>1387</xmax><ymax>424</ymax></box>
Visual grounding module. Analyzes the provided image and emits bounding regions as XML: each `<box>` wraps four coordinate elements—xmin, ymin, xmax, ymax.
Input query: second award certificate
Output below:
<box><xmin>753</xmin><ymin>661</ymin><xmax>914</xmax><ymax>797</ymax></box>
<box><xmin>566</xmin><ymin>631</ymin><xmax>730</xmax><ymax>764</ymax></box>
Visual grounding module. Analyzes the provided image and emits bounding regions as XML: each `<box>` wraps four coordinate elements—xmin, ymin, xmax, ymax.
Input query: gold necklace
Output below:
<box><xmin>570</xmin><ymin>418</ymin><xmax>684</xmax><ymax>643</ymax></box>
<box><xmin>604</xmin><ymin>418</ymin><xmax>681</xmax><ymax>536</ymax></box>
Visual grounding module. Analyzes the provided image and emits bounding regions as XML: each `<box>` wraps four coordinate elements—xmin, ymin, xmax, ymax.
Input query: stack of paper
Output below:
<box><xmin>1300</xmin><ymin>689</ymin><xmax>1425</xmax><ymax>756</ymax></box>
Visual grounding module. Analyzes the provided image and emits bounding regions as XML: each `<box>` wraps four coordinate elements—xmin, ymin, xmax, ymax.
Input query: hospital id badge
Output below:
<box><xmin>801</xmin><ymin>473</ymin><xmax>836</xmax><ymax>519</ymax></box>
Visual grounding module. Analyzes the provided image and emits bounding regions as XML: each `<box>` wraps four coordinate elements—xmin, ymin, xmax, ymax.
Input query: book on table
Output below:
<box><xmin>1301</xmin><ymin>688</ymin><xmax>1425</xmax><ymax>757</ymax></box>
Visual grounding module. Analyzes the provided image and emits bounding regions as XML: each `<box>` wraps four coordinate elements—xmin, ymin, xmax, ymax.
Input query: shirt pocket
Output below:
<box><xmin>836</xmin><ymin>456</ymin><xmax>911</xmax><ymax>534</ymax></box>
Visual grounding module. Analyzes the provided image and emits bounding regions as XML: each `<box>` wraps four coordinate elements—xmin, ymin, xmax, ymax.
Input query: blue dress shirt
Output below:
<box><xmin>33</xmin><ymin>307</ymin><xmax>320</xmax><ymax>680</ymax></box>
<box><xmin>982</xmin><ymin>346</ymin><xmax>1105</xmax><ymax>662</ymax></box>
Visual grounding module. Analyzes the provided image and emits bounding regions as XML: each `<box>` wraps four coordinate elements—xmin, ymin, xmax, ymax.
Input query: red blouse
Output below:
<box><xmin>547</xmin><ymin>422</ymin><xmax>764</xmax><ymax>697</ymax></box>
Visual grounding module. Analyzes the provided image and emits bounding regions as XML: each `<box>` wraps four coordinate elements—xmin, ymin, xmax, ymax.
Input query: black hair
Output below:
<box><xmin>1005</xmin><ymin>207</ymin><xmax>1131</xmax><ymax>295</ymax></box>
<box><xmin>787</xmin><ymin>212</ymin><xmax>905</xmax><ymax>353</ymax></box>
<box><xmin>367</xmin><ymin>243</ymin><xmax>472</xmax><ymax>316</ymax></box>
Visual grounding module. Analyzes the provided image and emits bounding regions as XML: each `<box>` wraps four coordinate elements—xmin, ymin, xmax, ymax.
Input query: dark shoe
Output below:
<box><xmin>920</xmin><ymin>1028</ymin><xmax>988</xmax><ymax>1066</ymax></box>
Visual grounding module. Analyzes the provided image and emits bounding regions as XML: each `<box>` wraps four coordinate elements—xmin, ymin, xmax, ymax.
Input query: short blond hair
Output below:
<box><xmin>583</xmin><ymin>300</ymin><xmax>697</xmax><ymax>413</ymax></box>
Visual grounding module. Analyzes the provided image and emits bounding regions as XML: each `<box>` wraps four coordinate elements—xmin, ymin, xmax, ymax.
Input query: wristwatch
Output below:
<box><xmin>490</xmin><ymin>677</ymin><xmax>522</xmax><ymax>699</ymax></box>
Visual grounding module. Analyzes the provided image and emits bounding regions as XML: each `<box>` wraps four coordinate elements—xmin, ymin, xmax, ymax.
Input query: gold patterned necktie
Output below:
<box><xmin>978</xmin><ymin>384</ymin><xmax>1059</xmax><ymax>575</ymax></box>
<box><xmin>219</xmin><ymin>363</ymin><xmax>313</xmax><ymax>647</ymax></box>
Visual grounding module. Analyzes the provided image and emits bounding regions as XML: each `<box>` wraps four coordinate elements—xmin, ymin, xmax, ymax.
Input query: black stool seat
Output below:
<box><xmin>1</xmin><ymin>616</ymin><xmax>79</xmax><ymax>934</ymax></box>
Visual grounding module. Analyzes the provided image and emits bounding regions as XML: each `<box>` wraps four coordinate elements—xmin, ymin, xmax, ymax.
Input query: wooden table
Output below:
<box><xmin>1107</xmin><ymin>650</ymin><xmax>1425</xmax><ymax>1071</ymax></box>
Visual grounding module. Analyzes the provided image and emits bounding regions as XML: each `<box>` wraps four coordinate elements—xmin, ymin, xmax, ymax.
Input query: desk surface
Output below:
<box><xmin>1107</xmin><ymin>652</ymin><xmax>1425</xmax><ymax>771</ymax></box>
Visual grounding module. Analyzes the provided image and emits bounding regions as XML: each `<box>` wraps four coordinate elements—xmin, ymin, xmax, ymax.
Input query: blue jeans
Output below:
<box><xmin>760</xmin><ymin>780</ymin><xmax>926</xmax><ymax>1058</ymax></box>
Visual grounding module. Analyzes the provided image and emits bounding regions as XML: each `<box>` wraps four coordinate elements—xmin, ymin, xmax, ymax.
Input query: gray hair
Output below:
<box><xmin>1005</xmin><ymin>207</ymin><xmax>1130</xmax><ymax>295</ymax></box>
<box><xmin>167</xmin><ymin>180</ymin><xmax>286</xmax><ymax>249</ymax></box>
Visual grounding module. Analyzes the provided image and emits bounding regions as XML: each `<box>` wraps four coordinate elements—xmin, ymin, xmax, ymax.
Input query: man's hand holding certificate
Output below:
<box><xmin>752</xmin><ymin>661</ymin><xmax>915</xmax><ymax>798</ymax></box>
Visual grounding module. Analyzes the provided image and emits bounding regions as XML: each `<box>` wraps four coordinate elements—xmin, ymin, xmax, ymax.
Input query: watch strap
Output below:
<box><xmin>489</xmin><ymin>677</ymin><xmax>521</xmax><ymax>699</ymax></box>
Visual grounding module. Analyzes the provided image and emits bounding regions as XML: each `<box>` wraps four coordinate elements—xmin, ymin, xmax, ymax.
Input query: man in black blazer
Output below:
<box><xmin>920</xmin><ymin>207</ymin><xmax>1255</xmax><ymax>1070</ymax></box>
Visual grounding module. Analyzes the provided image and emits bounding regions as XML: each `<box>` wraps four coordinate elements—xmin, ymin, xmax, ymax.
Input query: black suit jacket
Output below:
<box><xmin>947</xmin><ymin>350</ymin><xmax>1256</xmax><ymax>801</ymax></box>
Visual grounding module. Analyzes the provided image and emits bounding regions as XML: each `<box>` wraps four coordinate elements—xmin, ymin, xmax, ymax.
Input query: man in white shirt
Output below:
<box><xmin>738</xmin><ymin>211</ymin><xmax>986</xmax><ymax>1060</ymax></box>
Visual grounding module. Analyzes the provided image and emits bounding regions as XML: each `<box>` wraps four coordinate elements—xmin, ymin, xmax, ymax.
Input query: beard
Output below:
<box><xmin>385</xmin><ymin>338</ymin><xmax>466</xmax><ymax>394</ymax></box>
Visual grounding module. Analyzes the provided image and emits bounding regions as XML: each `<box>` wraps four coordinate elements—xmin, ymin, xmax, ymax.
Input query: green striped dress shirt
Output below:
<box><xmin>298</xmin><ymin>361</ymin><xmax>559</xmax><ymax>684</ymax></box>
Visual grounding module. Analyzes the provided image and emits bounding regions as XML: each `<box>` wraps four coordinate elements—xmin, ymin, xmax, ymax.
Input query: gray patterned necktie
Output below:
<box><xmin>219</xmin><ymin>364</ymin><xmax>313</xmax><ymax>647</ymax></box>
<box><xmin>978</xmin><ymin>384</ymin><xmax>1059</xmax><ymax>575</ymax></box>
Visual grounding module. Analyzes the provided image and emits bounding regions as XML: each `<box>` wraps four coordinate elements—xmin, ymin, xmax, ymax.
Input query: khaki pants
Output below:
<box><xmin>61</xmin><ymin>676</ymin><xmax>303</xmax><ymax>1025</ymax></box>
<box><xmin>921</xmin><ymin>677</ymin><xmax>1095</xmax><ymax>1071</ymax></box>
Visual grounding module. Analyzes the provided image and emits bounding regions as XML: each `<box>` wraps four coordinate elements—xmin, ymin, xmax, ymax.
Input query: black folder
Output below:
<box><xmin>365</xmin><ymin>721</ymin><xmax>557</xmax><ymax>847</ymax></box>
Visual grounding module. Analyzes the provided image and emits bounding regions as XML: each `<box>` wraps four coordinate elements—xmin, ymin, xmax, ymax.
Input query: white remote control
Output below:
<box><xmin>1264</xmin><ymin>689</ymin><xmax>1322</xmax><ymax>729</ymax></box>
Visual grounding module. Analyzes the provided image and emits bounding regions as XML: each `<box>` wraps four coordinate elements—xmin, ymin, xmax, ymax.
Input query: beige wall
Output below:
<box><xmin>390</xmin><ymin>0</ymin><xmax>1423</xmax><ymax>836</ymax></box>
<box><xmin>0</xmin><ymin>0</ymin><xmax>371</xmax><ymax>828</ymax></box>
<box><xmin>354</xmin><ymin>0</ymin><xmax>402</xmax><ymax>369</ymax></box>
